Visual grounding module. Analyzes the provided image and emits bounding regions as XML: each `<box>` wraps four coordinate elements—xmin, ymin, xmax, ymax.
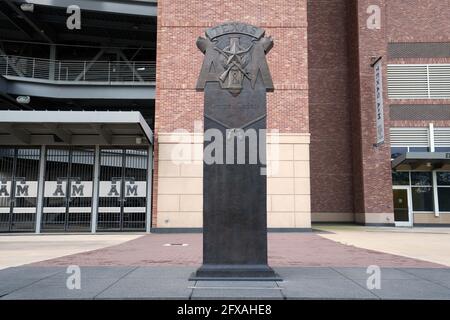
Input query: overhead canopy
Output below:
<box><xmin>0</xmin><ymin>110</ymin><xmax>153</xmax><ymax>145</ymax></box>
<box><xmin>392</xmin><ymin>152</ymin><xmax>450</xmax><ymax>171</ymax></box>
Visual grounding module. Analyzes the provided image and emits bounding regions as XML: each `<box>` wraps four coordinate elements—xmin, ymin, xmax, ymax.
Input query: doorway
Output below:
<box><xmin>0</xmin><ymin>148</ymin><xmax>41</xmax><ymax>232</ymax></box>
<box><xmin>41</xmin><ymin>147</ymin><xmax>95</xmax><ymax>232</ymax></box>
<box><xmin>393</xmin><ymin>187</ymin><xmax>413</xmax><ymax>227</ymax></box>
<box><xmin>97</xmin><ymin>148</ymin><xmax>148</xmax><ymax>231</ymax></box>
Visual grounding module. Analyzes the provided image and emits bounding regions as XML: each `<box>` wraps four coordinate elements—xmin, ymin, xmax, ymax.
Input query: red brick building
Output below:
<box><xmin>153</xmin><ymin>0</ymin><xmax>450</xmax><ymax>230</ymax></box>
<box><xmin>1</xmin><ymin>0</ymin><xmax>449</xmax><ymax>233</ymax></box>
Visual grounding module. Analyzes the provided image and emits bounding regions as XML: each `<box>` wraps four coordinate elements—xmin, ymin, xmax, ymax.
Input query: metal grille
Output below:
<box><xmin>390</xmin><ymin>105</ymin><xmax>450</xmax><ymax>121</ymax></box>
<box><xmin>41</xmin><ymin>147</ymin><xmax>94</xmax><ymax>232</ymax></box>
<box><xmin>97</xmin><ymin>148</ymin><xmax>148</xmax><ymax>231</ymax></box>
<box><xmin>388</xmin><ymin>42</ymin><xmax>450</xmax><ymax>59</ymax></box>
<box><xmin>0</xmin><ymin>148</ymin><xmax>40</xmax><ymax>232</ymax></box>
<box><xmin>388</xmin><ymin>64</ymin><xmax>450</xmax><ymax>99</ymax></box>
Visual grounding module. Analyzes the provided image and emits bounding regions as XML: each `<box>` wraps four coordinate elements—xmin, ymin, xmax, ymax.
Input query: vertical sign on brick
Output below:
<box><xmin>373</xmin><ymin>57</ymin><xmax>385</xmax><ymax>145</ymax></box>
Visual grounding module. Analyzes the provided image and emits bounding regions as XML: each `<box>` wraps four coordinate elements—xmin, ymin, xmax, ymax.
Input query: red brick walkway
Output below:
<box><xmin>31</xmin><ymin>233</ymin><xmax>443</xmax><ymax>268</ymax></box>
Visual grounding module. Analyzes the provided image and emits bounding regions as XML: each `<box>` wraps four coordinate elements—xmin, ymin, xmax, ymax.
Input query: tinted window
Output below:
<box><xmin>411</xmin><ymin>172</ymin><xmax>433</xmax><ymax>186</ymax></box>
<box><xmin>437</xmin><ymin>172</ymin><xmax>450</xmax><ymax>186</ymax></box>
<box><xmin>409</xmin><ymin>147</ymin><xmax>429</xmax><ymax>152</ymax></box>
<box><xmin>392</xmin><ymin>172</ymin><xmax>410</xmax><ymax>185</ymax></box>
<box><xmin>438</xmin><ymin>188</ymin><xmax>450</xmax><ymax>212</ymax></box>
<box><xmin>412</xmin><ymin>187</ymin><xmax>434</xmax><ymax>211</ymax></box>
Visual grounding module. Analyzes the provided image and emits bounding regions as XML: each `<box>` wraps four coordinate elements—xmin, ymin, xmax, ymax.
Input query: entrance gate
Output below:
<box><xmin>41</xmin><ymin>147</ymin><xmax>95</xmax><ymax>232</ymax></box>
<box><xmin>97</xmin><ymin>148</ymin><xmax>148</xmax><ymax>231</ymax></box>
<box><xmin>0</xmin><ymin>148</ymin><xmax>41</xmax><ymax>232</ymax></box>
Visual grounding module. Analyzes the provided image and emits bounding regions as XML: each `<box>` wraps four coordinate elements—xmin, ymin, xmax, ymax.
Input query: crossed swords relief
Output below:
<box><xmin>214</xmin><ymin>37</ymin><xmax>253</xmax><ymax>84</ymax></box>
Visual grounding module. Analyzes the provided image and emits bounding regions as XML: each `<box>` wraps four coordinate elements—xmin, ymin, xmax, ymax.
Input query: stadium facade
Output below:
<box><xmin>1</xmin><ymin>0</ymin><xmax>450</xmax><ymax>233</ymax></box>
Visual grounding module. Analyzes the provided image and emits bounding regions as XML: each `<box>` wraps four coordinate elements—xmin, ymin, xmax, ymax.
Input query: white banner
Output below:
<box><xmin>0</xmin><ymin>181</ymin><xmax>12</xmax><ymax>198</ymax></box>
<box><xmin>0</xmin><ymin>181</ymin><xmax>38</xmax><ymax>198</ymax></box>
<box><xmin>374</xmin><ymin>58</ymin><xmax>385</xmax><ymax>145</ymax></box>
<box><xmin>15</xmin><ymin>181</ymin><xmax>38</xmax><ymax>198</ymax></box>
<box><xmin>99</xmin><ymin>181</ymin><xmax>146</xmax><ymax>198</ymax></box>
<box><xmin>44</xmin><ymin>181</ymin><xmax>93</xmax><ymax>198</ymax></box>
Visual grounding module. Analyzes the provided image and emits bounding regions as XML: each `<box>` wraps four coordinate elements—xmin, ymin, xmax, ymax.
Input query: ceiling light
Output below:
<box><xmin>20</xmin><ymin>3</ymin><xmax>34</xmax><ymax>12</ymax></box>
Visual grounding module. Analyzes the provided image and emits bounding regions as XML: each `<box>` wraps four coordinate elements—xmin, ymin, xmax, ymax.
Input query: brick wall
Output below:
<box><xmin>153</xmin><ymin>0</ymin><xmax>310</xmax><ymax>227</ymax></box>
<box><xmin>307</xmin><ymin>0</ymin><xmax>355</xmax><ymax>221</ymax></box>
<box><xmin>387</xmin><ymin>0</ymin><xmax>450</xmax><ymax>129</ymax></box>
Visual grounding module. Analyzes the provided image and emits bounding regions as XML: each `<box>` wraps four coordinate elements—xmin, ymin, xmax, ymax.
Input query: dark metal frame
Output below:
<box><xmin>0</xmin><ymin>146</ymin><xmax>40</xmax><ymax>232</ymax></box>
<box><xmin>97</xmin><ymin>147</ymin><xmax>148</xmax><ymax>232</ymax></box>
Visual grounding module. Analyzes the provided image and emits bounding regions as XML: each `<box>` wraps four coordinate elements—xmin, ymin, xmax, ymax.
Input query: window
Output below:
<box><xmin>409</xmin><ymin>147</ymin><xmax>429</xmax><ymax>153</ymax></box>
<box><xmin>411</xmin><ymin>172</ymin><xmax>434</xmax><ymax>212</ymax></box>
<box><xmin>437</xmin><ymin>172</ymin><xmax>450</xmax><ymax>212</ymax></box>
<box><xmin>392</xmin><ymin>172</ymin><xmax>410</xmax><ymax>185</ymax></box>
<box><xmin>436</xmin><ymin>147</ymin><xmax>450</xmax><ymax>152</ymax></box>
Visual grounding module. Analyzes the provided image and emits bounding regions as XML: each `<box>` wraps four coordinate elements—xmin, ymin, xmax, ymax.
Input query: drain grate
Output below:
<box><xmin>163</xmin><ymin>243</ymin><xmax>189</xmax><ymax>247</ymax></box>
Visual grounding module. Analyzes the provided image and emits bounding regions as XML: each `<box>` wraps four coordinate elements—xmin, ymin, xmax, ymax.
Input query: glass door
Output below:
<box><xmin>393</xmin><ymin>187</ymin><xmax>413</xmax><ymax>227</ymax></box>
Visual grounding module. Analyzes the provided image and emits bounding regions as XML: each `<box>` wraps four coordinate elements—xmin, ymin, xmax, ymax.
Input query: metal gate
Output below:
<box><xmin>41</xmin><ymin>147</ymin><xmax>94</xmax><ymax>232</ymax></box>
<box><xmin>97</xmin><ymin>148</ymin><xmax>148</xmax><ymax>231</ymax></box>
<box><xmin>0</xmin><ymin>148</ymin><xmax>41</xmax><ymax>232</ymax></box>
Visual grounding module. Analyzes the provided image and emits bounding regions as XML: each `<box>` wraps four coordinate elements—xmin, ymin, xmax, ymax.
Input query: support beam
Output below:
<box><xmin>5</xmin><ymin>0</ymin><xmax>55</xmax><ymax>44</ymax></box>
<box><xmin>75</xmin><ymin>49</ymin><xmax>105</xmax><ymax>81</ymax></box>
<box><xmin>49</xmin><ymin>45</ymin><xmax>56</xmax><ymax>81</ymax></box>
<box><xmin>0</xmin><ymin>4</ymin><xmax>35</xmax><ymax>39</ymax></box>
<box><xmin>13</xmin><ymin>0</ymin><xmax>158</xmax><ymax>17</ymax></box>
<box><xmin>116</xmin><ymin>50</ymin><xmax>144</xmax><ymax>82</ymax></box>
<box><xmin>91</xmin><ymin>124</ymin><xmax>112</xmax><ymax>145</ymax></box>
<box><xmin>0</xmin><ymin>48</ymin><xmax>24</xmax><ymax>77</ymax></box>
<box><xmin>35</xmin><ymin>145</ymin><xmax>46</xmax><ymax>233</ymax></box>
<box><xmin>1</xmin><ymin>124</ymin><xmax>31</xmax><ymax>144</ymax></box>
<box><xmin>44</xmin><ymin>124</ymin><xmax>72</xmax><ymax>143</ymax></box>
<box><xmin>91</xmin><ymin>145</ymin><xmax>100</xmax><ymax>233</ymax></box>
<box><xmin>432</xmin><ymin>170</ymin><xmax>440</xmax><ymax>217</ymax></box>
<box><xmin>146</xmin><ymin>145</ymin><xmax>153</xmax><ymax>233</ymax></box>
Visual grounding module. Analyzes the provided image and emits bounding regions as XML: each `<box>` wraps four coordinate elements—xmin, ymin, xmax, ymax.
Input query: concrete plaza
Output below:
<box><xmin>0</xmin><ymin>266</ymin><xmax>449</xmax><ymax>300</ymax></box>
<box><xmin>0</xmin><ymin>226</ymin><xmax>449</xmax><ymax>299</ymax></box>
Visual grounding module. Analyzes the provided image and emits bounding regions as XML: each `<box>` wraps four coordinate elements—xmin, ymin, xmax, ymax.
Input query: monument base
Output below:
<box><xmin>190</xmin><ymin>264</ymin><xmax>282</xmax><ymax>281</ymax></box>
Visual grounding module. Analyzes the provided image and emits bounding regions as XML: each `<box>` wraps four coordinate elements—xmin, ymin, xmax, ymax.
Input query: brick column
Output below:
<box><xmin>349</xmin><ymin>0</ymin><xmax>394</xmax><ymax>225</ymax></box>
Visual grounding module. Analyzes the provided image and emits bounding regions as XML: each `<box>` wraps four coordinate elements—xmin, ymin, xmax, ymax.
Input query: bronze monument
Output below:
<box><xmin>192</xmin><ymin>22</ymin><xmax>280</xmax><ymax>280</ymax></box>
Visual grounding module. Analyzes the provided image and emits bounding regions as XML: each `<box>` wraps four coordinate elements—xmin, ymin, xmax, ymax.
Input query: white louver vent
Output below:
<box><xmin>390</xmin><ymin>128</ymin><xmax>429</xmax><ymax>147</ymax></box>
<box><xmin>388</xmin><ymin>64</ymin><xmax>450</xmax><ymax>99</ymax></box>
<box><xmin>429</xmin><ymin>65</ymin><xmax>450</xmax><ymax>98</ymax></box>
<box><xmin>434</xmin><ymin>128</ymin><xmax>450</xmax><ymax>147</ymax></box>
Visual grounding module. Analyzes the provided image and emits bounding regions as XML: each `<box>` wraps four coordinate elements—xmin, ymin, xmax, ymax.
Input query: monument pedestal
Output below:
<box><xmin>191</xmin><ymin>265</ymin><xmax>281</xmax><ymax>281</ymax></box>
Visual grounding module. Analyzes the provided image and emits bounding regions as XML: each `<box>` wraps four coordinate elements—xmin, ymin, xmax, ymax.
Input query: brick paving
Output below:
<box><xmin>30</xmin><ymin>232</ymin><xmax>443</xmax><ymax>268</ymax></box>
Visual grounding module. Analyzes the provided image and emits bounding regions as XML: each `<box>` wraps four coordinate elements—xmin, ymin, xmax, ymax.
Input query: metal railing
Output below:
<box><xmin>0</xmin><ymin>55</ymin><xmax>156</xmax><ymax>83</ymax></box>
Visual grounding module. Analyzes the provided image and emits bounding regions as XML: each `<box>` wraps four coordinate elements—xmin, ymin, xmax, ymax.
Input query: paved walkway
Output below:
<box><xmin>315</xmin><ymin>225</ymin><xmax>450</xmax><ymax>267</ymax></box>
<box><xmin>0</xmin><ymin>234</ymin><xmax>141</xmax><ymax>270</ymax></box>
<box><xmin>28</xmin><ymin>233</ymin><xmax>442</xmax><ymax>268</ymax></box>
<box><xmin>1</xmin><ymin>266</ymin><xmax>449</xmax><ymax>300</ymax></box>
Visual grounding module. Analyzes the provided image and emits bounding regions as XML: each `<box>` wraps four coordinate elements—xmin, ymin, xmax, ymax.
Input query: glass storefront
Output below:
<box><xmin>0</xmin><ymin>146</ymin><xmax>151</xmax><ymax>233</ymax></box>
<box><xmin>392</xmin><ymin>171</ymin><xmax>450</xmax><ymax>213</ymax></box>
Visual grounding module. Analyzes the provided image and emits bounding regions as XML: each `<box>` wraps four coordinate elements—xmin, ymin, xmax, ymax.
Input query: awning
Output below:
<box><xmin>0</xmin><ymin>110</ymin><xmax>153</xmax><ymax>145</ymax></box>
<box><xmin>392</xmin><ymin>152</ymin><xmax>450</xmax><ymax>171</ymax></box>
